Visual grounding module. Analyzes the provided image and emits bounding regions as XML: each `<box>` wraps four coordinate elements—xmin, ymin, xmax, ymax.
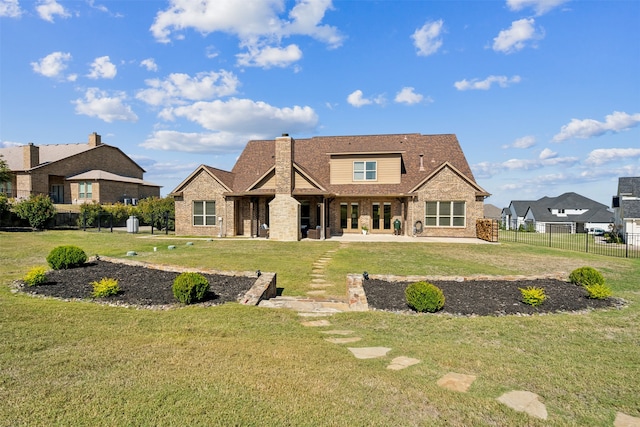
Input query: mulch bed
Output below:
<box><xmin>21</xmin><ymin>260</ymin><xmax>256</xmax><ymax>309</ymax></box>
<box><xmin>363</xmin><ymin>278</ymin><xmax>623</xmax><ymax>316</ymax></box>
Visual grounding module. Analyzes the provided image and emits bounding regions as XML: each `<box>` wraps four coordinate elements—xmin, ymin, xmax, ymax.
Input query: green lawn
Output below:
<box><xmin>1</xmin><ymin>230</ymin><xmax>639</xmax><ymax>426</ymax></box>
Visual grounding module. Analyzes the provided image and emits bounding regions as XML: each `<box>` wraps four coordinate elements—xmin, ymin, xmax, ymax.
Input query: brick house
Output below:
<box><xmin>0</xmin><ymin>132</ymin><xmax>160</xmax><ymax>204</ymax></box>
<box><xmin>170</xmin><ymin>133</ymin><xmax>489</xmax><ymax>241</ymax></box>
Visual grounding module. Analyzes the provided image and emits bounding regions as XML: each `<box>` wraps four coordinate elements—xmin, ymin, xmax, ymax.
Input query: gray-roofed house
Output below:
<box><xmin>612</xmin><ymin>177</ymin><xmax>640</xmax><ymax>235</ymax></box>
<box><xmin>0</xmin><ymin>132</ymin><xmax>160</xmax><ymax>204</ymax></box>
<box><xmin>503</xmin><ymin>200</ymin><xmax>534</xmax><ymax>230</ymax></box>
<box><xmin>505</xmin><ymin>192</ymin><xmax>612</xmax><ymax>233</ymax></box>
<box><xmin>170</xmin><ymin>133</ymin><xmax>490</xmax><ymax>241</ymax></box>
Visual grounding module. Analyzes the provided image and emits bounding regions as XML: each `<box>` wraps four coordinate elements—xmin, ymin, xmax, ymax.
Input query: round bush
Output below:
<box><xmin>24</xmin><ymin>266</ymin><xmax>47</xmax><ymax>286</ymax></box>
<box><xmin>405</xmin><ymin>281</ymin><xmax>445</xmax><ymax>313</ymax></box>
<box><xmin>46</xmin><ymin>245</ymin><xmax>87</xmax><ymax>270</ymax></box>
<box><xmin>172</xmin><ymin>272</ymin><xmax>210</xmax><ymax>304</ymax></box>
<box><xmin>569</xmin><ymin>266</ymin><xmax>604</xmax><ymax>287</ymax></box>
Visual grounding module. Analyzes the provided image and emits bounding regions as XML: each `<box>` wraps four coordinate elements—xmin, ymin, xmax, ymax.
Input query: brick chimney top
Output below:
<box><xmin>88</xmin><ymin>132</ymin><xmax>102</xmax><ymax>147</ymax></box>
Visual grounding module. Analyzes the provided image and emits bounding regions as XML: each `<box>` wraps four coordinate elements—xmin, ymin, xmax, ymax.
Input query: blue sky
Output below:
<box><xmin>1</xmin><ymin>0</ymin><xmax>638</xmax><ymax>208</ymax></box>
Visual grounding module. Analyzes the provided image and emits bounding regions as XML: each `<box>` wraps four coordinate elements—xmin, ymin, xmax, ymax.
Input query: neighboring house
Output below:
<box><xmin>0</xmin><ymin>132</ymin><xmax>160</xmax><ymax>204</ymax></box>
<box><xmin>483</xmin><ymin>203</ymin><xmax>502</xmax><ymax>221</ymax></box>
<box><xmin>612</xmin><ymin>177</ymin><xmax>640</xmax><ymax>235</ymax></box>
<box><xmin>504</xmin><ymin>193</ymin><xmax>612</xmax><ymax>233</ymax></box>
<box><xmin>503</xmin><ymin>200</ymin><xmax>534</xmax><ymax>230</ymax></box>
<box><xmin>171</xmin><ymin>133</ymin><xmax>490</xmax><ymax>241</ymax></box>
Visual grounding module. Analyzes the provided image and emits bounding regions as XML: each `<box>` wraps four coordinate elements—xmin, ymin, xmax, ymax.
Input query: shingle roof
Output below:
<box><xmin>622</xmin><ymin>200</ymin><xmax>640</xmax><ymax>219</ymax></box>
<box><xmin>523</xmin><ymin>192</ymin><xmax>612</xmax><ymax>223</ymax></box>
<box><xmin>510</xmin><ymin>200</ymin><xmax>535</xmax><ymax>216</ymax></box>
<box><xmin>0</xmin><ymin>143</ymin><xmax>93</xmax><ymax>171</ymax></box>
<box><xmin>618</xmin><ymin>177</ymin><xmax>640</xmax><ymax>197</ymax></box>
<box><xmin>223</xmin><ymin>133</ymin><xmax>485</xmax><ymax>196</ymax></box>
<box><xmin>0</xmin><ymin>142</ymin><xmax>145</xmax><ymax>173</ymax></box>
<box><xmin>67</xmin><ymin>170</ymin><xmax>160</xmax><ymax>187</ymax></box>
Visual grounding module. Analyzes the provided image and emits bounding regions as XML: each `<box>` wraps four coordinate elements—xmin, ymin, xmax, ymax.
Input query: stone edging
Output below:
<box><xmin>94</xmin><ymin>256</ymin><xmax>277</xmax><ymax>306</ymax></box>
<box><xmin>347</xmin><ymin>272</ymin><xmax>568</xmax><ymax>311</ymax></box>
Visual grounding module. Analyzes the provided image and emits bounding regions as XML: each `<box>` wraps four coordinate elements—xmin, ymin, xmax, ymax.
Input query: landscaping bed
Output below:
<box><xmin>21</xmin><ymin>259</ymin><xmax>256</xmax><ymax>308</ymax></box>
<box><xmin>363</xmin><ymin>277</ymin><xmax>622</xmax><ymax>316</ymax></box>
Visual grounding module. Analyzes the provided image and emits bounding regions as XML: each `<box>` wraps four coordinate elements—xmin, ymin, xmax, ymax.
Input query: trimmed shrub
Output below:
<box><xmin>569</xmin><ymin>266</ymin><xmax>605</xmax><ymax>287</ymax></box>
<box><xmin>172</xmin><ymin>272</ymin><xmax>210</xmax><ymax>304</ymax></box>
<box><xmin>46</xmin><ymin>245</ymin><xmax>87</xmax><ymax>270</ymax></box>
<box><xmin>92</xmin><ymin>277</ymin><xmax>120</xmax><ymax>298</ymax></box>
<box><xmin>405</xmin><ymin>281</ymin><xmax>445</xmax><ymax>313</ymax></box>
<box><xmin>24</xmin><ymin>266</ymin><xmax>47</xmax><ymax>286</ymax></box>
<box><xmin>519</xmin><ymin>286</ymin><xmax>546</xmax><ymax>307</ymax></box>
<box><xmin>584</xmin><ymin>283</ymin><xmax>612</xmax><ymax>300</ymax></box>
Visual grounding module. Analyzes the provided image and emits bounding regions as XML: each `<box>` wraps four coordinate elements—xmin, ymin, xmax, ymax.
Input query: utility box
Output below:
<box><xmin>127</xmin><ymin>216</ymin><xmax>139</xmax><ymax>233</ymax></box>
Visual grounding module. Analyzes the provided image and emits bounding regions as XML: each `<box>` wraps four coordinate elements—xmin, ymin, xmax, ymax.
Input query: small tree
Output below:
<box><xmin>0</xmin><ymin>155</ymin><xmax>10</xmax><ymax>184</ymax></box>
<box><xmin>0</xmin><ymin>193</ymin><xmax>9</xmax><ymax>225</ymax></box>
<box><xmin>137</xmin><ymin>196</ymin><xmax>174</xmax><ymax>230</ymax></box>
<box><xmin>13</xmin><ymin>194</ymin><xmax>56</xmax><ymax>229</ymax></box>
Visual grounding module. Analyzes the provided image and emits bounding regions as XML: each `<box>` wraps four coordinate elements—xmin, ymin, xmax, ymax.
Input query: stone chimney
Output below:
<box><xmin>88</xmin><ymin>132</ymin><xmax>102</xmax><ymax>147</ymax></box>
<box><xmin>23</xmin><ymin>143</ymin><xmax>39</xmax><ymax>169</ymax></box>
<box><xmin>269</xmin><ymin>133</ymin><xmax>301</xmax><ymax>241</ymax></box>
<box><xmin>275</xmin><ymin>133</ymin><xmax>293</xmax><ymax>195</ymax></box>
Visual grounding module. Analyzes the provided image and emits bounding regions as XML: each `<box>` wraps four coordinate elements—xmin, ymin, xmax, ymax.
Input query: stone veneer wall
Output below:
<box><xmin>174</xmin><ymin>170</ymin><xmax>227</xmax><ymax>237</ymax></box>
<box><xmin>268</xmin><ymin>195</ymin><xmax>300</xmax><ymax>241</ymax></box>
<box><xmin>411</xmin><ymin>167</ymin><xmax>482</xmax><ymax>238</ymax></box>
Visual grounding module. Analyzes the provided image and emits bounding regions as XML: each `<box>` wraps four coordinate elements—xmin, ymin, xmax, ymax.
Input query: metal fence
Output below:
<box><xmin>499</xmin><ymin>227</ymin><xmax>640</xmax><ymax>258</ymax></box>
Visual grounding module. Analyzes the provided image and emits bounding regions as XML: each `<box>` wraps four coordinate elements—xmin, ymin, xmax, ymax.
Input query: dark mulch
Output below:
<box><xmin>363</xmin><ymin>278</ymin><xmax>622</xmax><ymax>316</ymax></box>
<box><xmin>22</xmin><ymin>260</ymin><xmax>256</xmax><ymax>308</ymax></box>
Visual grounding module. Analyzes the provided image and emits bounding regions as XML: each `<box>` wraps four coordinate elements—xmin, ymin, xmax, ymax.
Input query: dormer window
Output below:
<box><xmin>353</xmin><ymin>161</ymin><xmax>377</xmax><ymax>181</ymax></box>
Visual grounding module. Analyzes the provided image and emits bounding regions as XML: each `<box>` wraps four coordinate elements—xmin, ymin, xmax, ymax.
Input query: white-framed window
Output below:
<box><xmin>193</xmin><ymin>200</ymin><xmax>216</xmax><ymax>226</ymax></box>
<box><xmin>425</xmin><ymin>201</ymin><xmax>466</xmax><ymax>227</ymax></box>
<box><xmin>0</xmin><ymin>181</ymin><xmax>12</xmax><ymax>196</ymax></box>
<box><xmin>79</xmin><ymin>182</ymin><xmax>92</xmax><ymax>198</ymax></box>
<box><xmin>353</xmin><ymin>161</ymin><xmax>377</xmax><ymax>181</ymax></box>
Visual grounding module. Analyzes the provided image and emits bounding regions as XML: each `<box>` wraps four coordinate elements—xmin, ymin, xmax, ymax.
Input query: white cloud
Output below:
<box><xmin>492</xmin><ymin>18</ymin><xmax>541</xmax><ymax>54</ymax></box>
<box><xmin>36</xmin><ymin>0</ymin><xmax>70</xmax><ymax>22</ymax></box>
<box><xmin>506</xmin><ymin>0</ymin><xmax>569</xmax><ymax>16</ymax></box>
<box><xmin>136</xmin><ymin>70</ymin><xmax>240</xmax><ymax>107</ymax></box>
<box><xmin>346</xmin><ymin>90</ymin><xmax>384</xmax><ymax>108</ymax></box>
<box><xmin>394</xmin><ymin>87</ymin><xmax>424</xmax><ymax>105</ymax></box>
<box><xmin>140</xmin><ymin>130</ymin><xmax>254</xmax><ymax>153</ymax></box>
<box><xmin>538</xmin><ymin>148</ymin><xmax>556</xmax><ymax>160</ymax></box>
<box><xmin>73</xmin><ymin>88</ymin><xmax>138</xmax><ymax>123</ymax></box>
<box><xmin>509</xmin><ymin>135</ymin><xmax>536</xmax><ymax>149</ymax></box>
<box><xmin>0</xmin><ymin>0</ymin><xmax>22</xmax><ymax>17</ymax></box>
<box><xmin>347</xmin><ymin>90</ymin><xmax>371</xmax><ymax>107</ymax></box>
<box><xmin>411</xmin><ymin>19</ymin><xmax>444</xmax><ymax>57</ymax></box>
<box><xmin>149</xmin><ymin>0</ymin><xmax>342</xmax><ymax>68</ymax></box>
<box><xmin>162</xmin><ymin>98</ymin><xmax>318</xmax><ymax>136</ymax></box>
<box><xmin>553</xmin><ymin>111</ymin><xmax>640</xmax><ymax>142</ymax></box>
<box><xmin>454</xmin><ymin>75</ymin><xmax>521</xmax><ymax>91</ymax></box>
<box><xmin>584</xmin><ymin>148</ymin><xmax>640</xmax><ymax>166</ymax></box>
<box><xmin>87</xmin><ymin>56</ymin><xmax>117</xmax><ymax>79</ymax></box>
<box><xmin>140</xmin><ymin>58</ymin><xmax>158</xmax><ymax>72</ymax></box>
<box><xmin>236</xmin><ymin>44</ymin><xmax>303</xmax><ymax>68</ymax></box>
<box><xmin>31</xmin><ymin>51</ymin><xmax>74</xmax><ymax>80</ymax></box>
<box><xmin>472</xmin><ymin>153</ymin><xmax>578</xmax><ymax>178</ymax></box>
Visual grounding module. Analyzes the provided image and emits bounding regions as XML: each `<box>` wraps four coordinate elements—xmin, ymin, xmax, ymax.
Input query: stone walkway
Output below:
<box><xmin>257</xmin><ymin>243</ymin><xmax>640</xmax><ymax>426</ymax></box>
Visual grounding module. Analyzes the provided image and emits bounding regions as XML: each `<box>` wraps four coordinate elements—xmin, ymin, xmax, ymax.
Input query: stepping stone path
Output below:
<box><xmin>436</xmin><ymin>372</ymin><xmax>476</xmax><ymax>392</ymax></box>
<box><xmin>615</xmin><ymin>412</ymin><xmax>640</xmax><ymax>427</ymax></box>
<box><xmin>260</xmin><ymin>244</ymin><xmax>638</xmax><ymax>425</ymax></box>
<box><xmin>496</xmin><ymin>390</ymin><xmax>548</xmax><ymax>420</ymax></box>
<box><xmin>387</xmin><ymin>356</ymin><xmax>420</xmax><ymax>371</ymax></box>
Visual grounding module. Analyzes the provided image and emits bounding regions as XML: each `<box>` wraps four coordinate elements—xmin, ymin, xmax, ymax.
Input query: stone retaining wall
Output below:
<box><xmin>94</xmin><ymin>256</ymin><xmax>277</xmax><ymax>305</ymax></box>
<box><xmin>347</xmin><ymin>272</ymin><xmax>569</xmax><ymax>311</ymax></box>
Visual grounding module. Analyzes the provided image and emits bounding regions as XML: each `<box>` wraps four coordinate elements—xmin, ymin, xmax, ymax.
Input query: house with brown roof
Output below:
<box><xmin>0</xmin><ymin>132</ymin><xmax>160</xmax><ymax>204</ymax></box>
<box><xmin>170</xmin><ymin>133</ymin><xmax>489</xmax><ymax>241</ymax></box>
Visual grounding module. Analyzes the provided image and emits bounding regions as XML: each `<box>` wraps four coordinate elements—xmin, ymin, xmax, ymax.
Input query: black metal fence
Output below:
<box><xmin>499</xmin><ymin>227</ymin><xmax>640</xmax><ymax>258</ymax></box>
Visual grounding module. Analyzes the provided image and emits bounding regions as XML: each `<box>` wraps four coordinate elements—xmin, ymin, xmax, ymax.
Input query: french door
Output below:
<box><xmin>371</xmin><ymin>202</ymin><xmax>392</xmax><ymax>232</ymax></box>
<box><xmin>340</xmin><ymin>202</ymin><xmax>359</xmax><ymax>232</ymax></box>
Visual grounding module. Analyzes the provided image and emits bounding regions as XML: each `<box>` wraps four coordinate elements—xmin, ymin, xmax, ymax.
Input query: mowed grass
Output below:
<box><xmin>1</xmin><ymin>230</ymin><xmax>639</xmax><ymax>426</ymax></box>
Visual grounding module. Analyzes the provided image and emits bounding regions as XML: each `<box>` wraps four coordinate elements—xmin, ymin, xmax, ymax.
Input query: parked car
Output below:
<box><xmin>588</xmin><ymin>228</ymin><xmax>605</xmax><ymax>236</ymax></box>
